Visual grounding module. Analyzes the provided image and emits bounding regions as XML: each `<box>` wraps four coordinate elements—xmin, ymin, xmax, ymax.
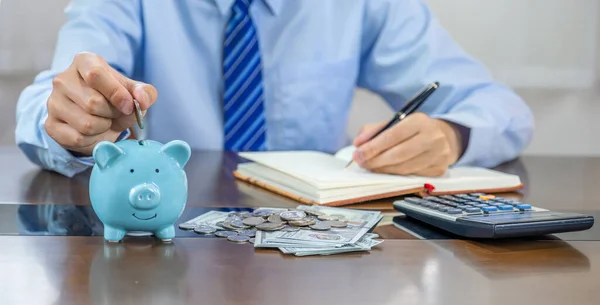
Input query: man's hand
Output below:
<box><xmin>351</xmin><ymin>113</ymin><xmax>463</xmax><ymax>177</ymax></box>
<box><xmin>45</xmin><ymin>52</ymin><xmax>158</xmax><ymax>156</ymax></box>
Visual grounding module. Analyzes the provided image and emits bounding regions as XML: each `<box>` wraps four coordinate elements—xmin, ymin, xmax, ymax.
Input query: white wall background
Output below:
<box><xmin>1</xmin><ymin>0</ymin><xmax>599</xmax><ymax>156</ymax></box>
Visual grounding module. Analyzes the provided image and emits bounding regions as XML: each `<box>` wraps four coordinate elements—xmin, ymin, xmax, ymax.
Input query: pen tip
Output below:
<box><xmin>433</xmin><ymin>82</ymin><xmax>439</xmax><ymax>89</ymax></box>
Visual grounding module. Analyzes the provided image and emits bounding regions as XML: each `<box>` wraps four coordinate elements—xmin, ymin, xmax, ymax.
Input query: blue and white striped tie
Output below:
<box><xmin>223</xmin><ymin>0</ymin><xmax>266</xmax><ymax>151</ymax></box>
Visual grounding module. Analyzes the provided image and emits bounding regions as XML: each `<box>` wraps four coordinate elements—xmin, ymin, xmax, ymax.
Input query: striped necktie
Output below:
<box><xmin>223</xmin><ymin>0</ymin><xmax>266</xmax><ymax>151</ymax></box>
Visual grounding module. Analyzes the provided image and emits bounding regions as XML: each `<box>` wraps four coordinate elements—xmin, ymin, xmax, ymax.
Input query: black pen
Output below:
<box><xmin>345</xmin><ymin>82</ymin><xmax>440</xmax><ymax>168</ymax></box>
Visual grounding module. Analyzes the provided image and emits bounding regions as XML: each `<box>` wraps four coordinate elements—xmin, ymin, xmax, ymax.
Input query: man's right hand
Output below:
<box><xmin>45</xmin><ymin>52</ymin><xmax>158</xmax><ymax>156</ymax></box>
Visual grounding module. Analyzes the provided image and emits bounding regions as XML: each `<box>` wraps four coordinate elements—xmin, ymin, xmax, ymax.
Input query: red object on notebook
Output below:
<box><xmin>424</xmin><ymin>183</ymin><xmax>435</xmax><ymax>193</ymax></box>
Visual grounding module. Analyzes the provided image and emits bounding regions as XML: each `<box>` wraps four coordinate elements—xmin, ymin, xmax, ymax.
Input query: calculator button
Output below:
<box><xmin>497</xmin><ymin>205</ymin><xmax>514</xmax><ymax>211</ymax></box>
<box><xmin>457</xmin><ymin>205</ymin><xmax>470</xmax><ymax>210</ymax></box>
<box><xmin>478</xmin><ymin>195</ymin><xmax>496</xmax><ymax>200</ymax></box>
<box><xmin>455</xmin><ymin>194</ymin><xmax>471</xmax><ymax>199</ymax></box>
<box><xmin>446</xmin><ymin>208</ymin><xmax>463</xmax><ymax>214</ymax></box>
<box><xmin>424</xmin><ymin>197</ymin><xmax>438</xmax><ymax>201</ymax></box>
<box><xmin>465</xmin><ymin>207</ymin><xmax>482</xmax><ymax>213</ymax></box>
<box><xmin>404</xmin><ymin>197</ymin><xmax>425</xmax><ymax>205</ymax></box>
<box><xmin>475</xmin><ymin>204</ymin><xmax>489</xmax><ymax>208</ymax></box>
<box><xmin>440</xmin><ymin>195</ymin><xmax>456</xmax><ymax>201</ymax></box>
<box><xmin>453</xmin><ymin>198</ymin><xmax>468</xmax><ymax>203</ymax></box>
<box><xmin>422</xmin><ymin>202</ymin><xmax>435</xmax><ymax>208</ymax></box>
<box><xmin>481</xmin><ymin>206</ymin><xmax>498</xmax><ymax>213</ymax></box>
<box><xmin>489</xmin><ymin>202</ymin><xmax>505</xmax><ymax>207</ymax></box>
<box><xmin>516</xmin><ymin>204</ymin><xmax>532</xmax><ymax>210</ymax></box>
<box><xmin>437</xmin><ymin>206</ymin><xmax>450</xmax><ymax>212</ymax></box>
<box><xmin>469</xmin><ymin>193</ymin><xmax>486</xmax><ymax>197</ymax></box>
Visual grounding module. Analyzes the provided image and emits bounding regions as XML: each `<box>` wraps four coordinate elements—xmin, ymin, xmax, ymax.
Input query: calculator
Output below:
<box><xmin>392</xmin><ymin>193</ymin><xmax>595</xmax><ymax>238</ymax></box>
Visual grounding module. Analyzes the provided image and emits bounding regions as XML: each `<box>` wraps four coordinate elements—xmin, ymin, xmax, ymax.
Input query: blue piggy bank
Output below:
<box><xmin>89</xmin><ymin>139</ymin><xmax>191</xmax><ymax>243</ymax></box>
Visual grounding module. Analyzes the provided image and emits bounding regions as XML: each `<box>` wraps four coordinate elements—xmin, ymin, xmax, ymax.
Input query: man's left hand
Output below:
<box><xmin>351</xmin><ymin>113</ymin><xmax>463</xmax><ymax>177</ymax></box>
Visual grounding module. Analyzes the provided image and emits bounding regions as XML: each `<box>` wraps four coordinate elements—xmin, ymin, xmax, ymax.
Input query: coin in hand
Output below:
<box><xmin>133</xmin><ymin>99</ymin><xmax>144</xmax><ymax>129</ymax></box>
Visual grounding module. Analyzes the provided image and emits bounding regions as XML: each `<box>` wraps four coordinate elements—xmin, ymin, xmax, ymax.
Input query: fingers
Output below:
<box><xmin>47</xmin><ymin>91</ymin><xmax>112</xmax><ymax>137</ymax></box>
<box><xmin>53</xmin><ymin>73</ymin><xmax>122</xmax><ymax>119</ymax></box>
<box><xmin>360</xmin><ymin>132</ymin><xmax>428</xmax><ymax>169</ymax></box>
<box><xmin>352</xmin><ymin>121</ymin><xmax>387</xmax><ymax>147</ymax></box>
<box><xmin>109</xmin><ymin>68</ymin><xmax>158</xmax><ymax>110</ymax></box>
<box><xmin>44</xmin><ymin>117</ymin><xmax>98</xmax><ymax>151</ymax></box>
<box><xmin>354</xmin><ymin>113</ymin><xmax>426</xmax><ymax>163</ymax></box>
<box><xmin>74</xmin><ymin>53</ymin><xmax>134</xmax><ymax>115</ymax></box>
<box><xmin>370</xmin><ymin>149</ymin><xmax>446</xmax><ymax>176</ymax></box>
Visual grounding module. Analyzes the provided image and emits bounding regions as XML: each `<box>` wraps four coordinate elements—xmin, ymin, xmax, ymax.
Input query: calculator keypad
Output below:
<box><xmin>403</xmin><ymin>194</ymin><xmax>532</xmax><ymax>216</ymax></box>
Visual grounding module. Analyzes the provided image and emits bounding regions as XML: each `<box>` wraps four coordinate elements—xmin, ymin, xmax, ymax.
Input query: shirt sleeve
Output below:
<box><xmin>14</xmin><ymin>0</ymin><xmax>142</xmax><ymax>178</ymax></box>
<box><xmin>358</xmin><ymin>0</ymin><xmax>534</xmax><ymax>168</ymax></box>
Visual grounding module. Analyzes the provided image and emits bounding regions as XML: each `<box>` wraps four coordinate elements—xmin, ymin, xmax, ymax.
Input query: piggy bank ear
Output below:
<box><xmin>92</xmin><ymin>141</ymin><xmax>124</xmax><ymax>170</ymax></box>
<box><xmin>160</xmin><ymin>140</ymin><xmax>191</xmax><ymax>168</ymax></box>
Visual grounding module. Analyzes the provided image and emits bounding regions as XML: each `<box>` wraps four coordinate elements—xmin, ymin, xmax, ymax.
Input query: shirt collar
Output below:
<box><xmin>213</xmin><ymin>0</ymin><xmax>283</xmax><ymax>16</ymax></box>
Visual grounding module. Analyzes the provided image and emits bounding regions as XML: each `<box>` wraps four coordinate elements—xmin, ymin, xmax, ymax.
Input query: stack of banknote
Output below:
<box><xmin>178</xmin><ymin>206</ymin><xmax>384</xmax><ymax>256</ymax></box>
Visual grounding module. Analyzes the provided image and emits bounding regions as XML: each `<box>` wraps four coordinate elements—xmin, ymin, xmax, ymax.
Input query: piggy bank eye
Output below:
<box><xmin>155</xmin><ymin>169</ymin><xmax>159</xmax><ymax>173</ymax></box>
<box><xmin>130</xmin><ymin>169</ymin><xmax>134</xmax><ymax>173</ymax></box>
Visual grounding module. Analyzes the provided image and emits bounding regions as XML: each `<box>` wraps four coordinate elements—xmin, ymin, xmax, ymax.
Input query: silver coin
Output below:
<box><xmin>240</xmin><ymin>212</ymin><xmax>253</xmax><ymax>218</ymax></box>
<box><xmin>226</xmin><ymin>215</ymin><xmax>243</xmax><ymax>222</ymax></box>
<box><xmin>281</xmin><ymin>226</ymin><xmax>300</xmax><ymax>232</ymax></box>
<box><xmin>252</xmin><ymin>210</ymin><xmax>274</xmax><ymax>218</ymax></box>
<box><xmin>238</xmin><ymin>229</ymin><xmax>257</xmax><ymax>237</ymax></box>
<box><xmin>242</xmin><ymin>217</ymin><xmax>265</xmax><ymax>226</ymax></box>
<box><xmin>256</xmin><ymin>222</ymin><xmax>285</xmax><ymax>231</ymax></box>
<box><xmin>230</xmin><ymin>220</ymin><xmax>250</xmax><ymax>229</ymax></box>
<box><xmin>215</xmin><ymin>221</ymin><xmax>226</xmax><ymax>228</ymax></box>
<box><xmin>280</xmin><ymin>211</ymin><xmax>307</xmax><ymax>221</ymax></box>
<box><xmin>267</xmin><ymin>213</ymin><xmax>284</xmax><ymax>224</ymax></box>
<box><xmin>220</xmin><ymin>222</ymin><xmax>239</xmax><ymax>231</ymax></box>
<box><xmin>227</xmin><ymin>234</ymin><xmax>250</xmax><ymax>243</ymax></box>
<box><xmin>304</xmin><ymin>210</ymin><xmax>326</xmax><ymax>217</ymax></box>
<box><xmin>133</xmin><ymin>99</ymin><xmax>144</xmax><ymax>129</ymax></box>
<box><xmin>178</xmin><ymin>222</ymin><xmax>197</xmax><ymax>230</ymax></box>
<box><xmin>193</xmin><ymin>225</ymin><xmax>216</xmax><ymax>234</ymax></box>
<box><xmin>215</xmin><ymin>231</ymin><xmax>239</xmax><ymax>238</ymax></box>
<box><xmin>321</xmin><ymin>220</ymin><xmax>347</xmax><ymax>228</ymax></box>
<box><xmin>309</xmin><ymin>223</ymin><xmax>331</xmax><ymax>231</ymax></box>
<box><xmin>318</xmin><ymin>215</ymin><xmax>339</xmax><ymax>221</ymax></box>
<box><xmin>248</xmin><ymin>238</ymin><xmax>255</xmax><ymax>244</ymax></box>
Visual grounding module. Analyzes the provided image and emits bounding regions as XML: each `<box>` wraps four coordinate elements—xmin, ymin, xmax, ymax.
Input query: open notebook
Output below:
<box><xmin>233</xmin><ymin>146</ymin><xmax>523</xmax><ymax>207</ymax></box>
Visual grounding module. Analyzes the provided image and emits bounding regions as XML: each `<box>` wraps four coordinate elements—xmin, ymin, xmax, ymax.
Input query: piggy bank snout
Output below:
<box><xmin>129</xmin><ymin>184</ymin><xmax>161</xmax><ymax>210</ymax></box>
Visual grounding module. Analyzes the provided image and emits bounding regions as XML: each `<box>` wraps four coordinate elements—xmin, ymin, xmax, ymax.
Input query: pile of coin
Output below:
<box><xmin>179</xmin><ymin>209</ymin><xmax>349</xmax><ymax>244</ymax></box>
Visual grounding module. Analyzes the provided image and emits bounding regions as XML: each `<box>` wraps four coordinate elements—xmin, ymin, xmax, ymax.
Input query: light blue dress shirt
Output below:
<box><xmin>15</xmin><ymin>0</ymin><xmax>534</xmax><ymax>178</ymax></box>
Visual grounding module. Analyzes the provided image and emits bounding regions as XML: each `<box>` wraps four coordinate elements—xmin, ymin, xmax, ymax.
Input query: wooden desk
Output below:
<box><xmin>0</xmin><ymin>146</ymin><xmax>598</xmax><ymax>305</ymax></box>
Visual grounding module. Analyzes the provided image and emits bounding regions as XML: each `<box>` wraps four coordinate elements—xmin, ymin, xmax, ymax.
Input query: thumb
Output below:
<box><xmin>109</xmin><ymin>69</ymin><xmax>158</xmax><ymax>111</ymax></box>
<box><xmin>353</xmin><ymin>121</ymin><xmax>387</xmax><ymax>147</ymax></box>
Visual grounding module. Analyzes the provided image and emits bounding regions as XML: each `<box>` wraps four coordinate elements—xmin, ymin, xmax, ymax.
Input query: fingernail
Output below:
<box><xmin>354</xmin><ymin>150</ymin><xmax>365</xmax><ymax>164</ymax></box>
<box><xmin>121</xmin><ymin>100</ymin><xmax>133</xmax><ymax>114</ymax></box>
<box><xmin>134</xmin><ymin>84</ymin><xmax>149</xmax><ymax>104</ymax></box>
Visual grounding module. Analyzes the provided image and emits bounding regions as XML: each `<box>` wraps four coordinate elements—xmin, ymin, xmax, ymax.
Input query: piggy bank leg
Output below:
<box><xmin>155</xmin><ymin>225</ymin><xmax>175</xmax><ymax>242</ymax></box>
<box><xmin>104</xmin><ymin>225</ymin><xmax>126</xmax><ymax>243</ymax></box>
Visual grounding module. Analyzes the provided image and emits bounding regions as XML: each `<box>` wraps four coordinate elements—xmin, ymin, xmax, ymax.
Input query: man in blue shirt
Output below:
<box><xmin>15</xmin><ymin>0</ymin><xmax>534</xmax><ymax>178</ymax></box>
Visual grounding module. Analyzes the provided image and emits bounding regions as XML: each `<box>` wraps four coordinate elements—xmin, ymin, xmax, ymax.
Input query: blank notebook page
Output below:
<box><xmin>238</xmin><ymin>151</ymin><xmax>417</xmax><ymax>189</ymax></box>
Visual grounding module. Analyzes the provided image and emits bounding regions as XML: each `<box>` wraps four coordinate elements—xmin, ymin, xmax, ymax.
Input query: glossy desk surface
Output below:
<box><xmin>0</xmin><ymin>146</ymin><xmax>599</xmax><ymax>305</ymax></box>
